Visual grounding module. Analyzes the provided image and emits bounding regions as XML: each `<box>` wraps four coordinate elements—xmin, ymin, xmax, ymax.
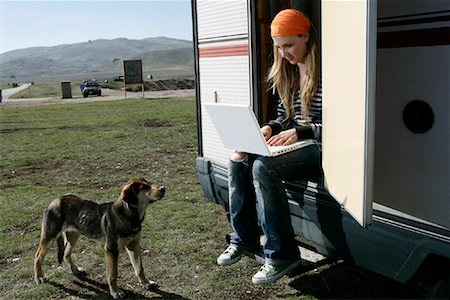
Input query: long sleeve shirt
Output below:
<box><xmin>268</xmin><ymin>83</ymin><xmax>322</xmax><ymax>142</ymax></box>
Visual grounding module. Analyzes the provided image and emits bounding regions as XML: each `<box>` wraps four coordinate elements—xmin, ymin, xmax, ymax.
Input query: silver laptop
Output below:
<box><xmin>205</xmin><ymin>103</ymin><xmax>313</xmax><ymax>157</ymax></box>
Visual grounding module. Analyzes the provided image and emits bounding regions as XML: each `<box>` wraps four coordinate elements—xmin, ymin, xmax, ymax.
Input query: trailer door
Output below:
<box><xmin>321</xmin><ymin>0</ymin><xmax>377</xmax><ymax>227</ymax></box>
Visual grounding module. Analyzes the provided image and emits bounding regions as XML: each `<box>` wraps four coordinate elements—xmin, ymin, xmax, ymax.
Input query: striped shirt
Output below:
<box><xmin>271</xmin><ymin>82</ymin><xmax>322</xmax><ymax>141</ymax></box>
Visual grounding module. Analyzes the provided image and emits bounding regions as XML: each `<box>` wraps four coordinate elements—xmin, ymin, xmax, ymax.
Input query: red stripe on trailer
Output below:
<box><xmin>199</xmin><ymin>44</ymin><xmax>248</xmax><ymax>58</ymax></box>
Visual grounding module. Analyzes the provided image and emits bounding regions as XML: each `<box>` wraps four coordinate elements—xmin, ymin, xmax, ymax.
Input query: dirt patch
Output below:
<box><xmin>140</xmin><ymin>120</ymin><xmax>174</xmax><ymax>128</ymax></box>
<box><xmin>0</xmin><ymin>256</ymin><xmax>23</xmax><ymax>272</ymax></box>
<box><xmin>123</xmin><ymin>79</ymin><xmax>194</xmax><ymax>92</ymax></box>
<box><xmin>3</xmin><ymin>217</ymin><xmax>40</xmax><ymax>236</ymax></box>
<box><xmin>149</xmin><ymin>79</ymin><xmax>194</xmax><ymax>91</ymax></box>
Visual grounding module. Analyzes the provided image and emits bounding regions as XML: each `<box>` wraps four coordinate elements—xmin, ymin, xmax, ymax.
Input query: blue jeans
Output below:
<box><xmin>228</xmin><ymin>143</ymin><xmax>323</xmax><ymax>264</ymax></box>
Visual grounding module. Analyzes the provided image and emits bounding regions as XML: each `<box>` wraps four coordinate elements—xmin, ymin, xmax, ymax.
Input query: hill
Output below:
<box><xmin>0</xmin><ymin>37</ymin><xmax>194</xmax><ymax>81</ymax></box>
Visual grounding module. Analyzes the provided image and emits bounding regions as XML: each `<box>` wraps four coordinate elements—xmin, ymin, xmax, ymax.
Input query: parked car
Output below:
<box><xmin>80</xmin><ymin>80</ymin><xmax>101</xmax><ymax>97</ymax></box>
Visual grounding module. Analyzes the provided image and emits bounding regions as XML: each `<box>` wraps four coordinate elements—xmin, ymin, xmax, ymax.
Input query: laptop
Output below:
<box><xmin>205</xmin><ymin>103</ymin><xmax>314</xmax><ymax>157</ymax></box>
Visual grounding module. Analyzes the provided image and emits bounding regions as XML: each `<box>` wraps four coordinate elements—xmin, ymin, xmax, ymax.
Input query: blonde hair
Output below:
<box><xmin>267</xmin><ymin>24</ymin><xmax>320</xmax><ymax>119</ymax></box>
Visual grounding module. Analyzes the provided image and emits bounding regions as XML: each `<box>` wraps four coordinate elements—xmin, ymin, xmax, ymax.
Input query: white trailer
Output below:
<box><xmin>192</xmin><ymin>0</ymin><xmax>449</xmax><ymax>296</ymax></box>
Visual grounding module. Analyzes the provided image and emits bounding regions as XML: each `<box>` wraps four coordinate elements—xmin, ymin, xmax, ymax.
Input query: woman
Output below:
<box><xmin>216</xmin><ymin>8</ymin><xmax>323</xmax><ymax>285</ymax></box>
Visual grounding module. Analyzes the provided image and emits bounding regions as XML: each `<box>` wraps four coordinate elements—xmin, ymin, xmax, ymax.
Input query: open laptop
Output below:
<box><xmin>205</xmin><ymin>103</ymin><xmax>313</xmax><ymax>157</ymax></box>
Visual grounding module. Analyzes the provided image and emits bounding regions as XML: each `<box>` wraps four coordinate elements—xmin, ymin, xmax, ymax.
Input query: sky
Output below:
<box><xmin>0</xmin><ymin>0</ymin><xmax>193</xmax><ymax>54</ymax></box>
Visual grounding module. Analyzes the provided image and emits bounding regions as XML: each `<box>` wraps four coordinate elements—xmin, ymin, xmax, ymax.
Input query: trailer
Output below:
<box><xmin>192</xmin><ymin>0</ymin><xmax>449</xmax><ymax>296</ymax></box>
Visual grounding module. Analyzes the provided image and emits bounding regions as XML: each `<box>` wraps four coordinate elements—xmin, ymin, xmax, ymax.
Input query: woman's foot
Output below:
<box><xmin>217</xmin><ymin>244</ymin><xmax>245</xmax><ymax>266</ymax></box>
<box><xmin>252</xmin><ymin>259</ymin><xmax>303</xmax><ymax>285</ymax></box>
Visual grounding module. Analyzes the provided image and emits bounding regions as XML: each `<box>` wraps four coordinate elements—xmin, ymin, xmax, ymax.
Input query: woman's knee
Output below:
<box><xmin>230</xmin><ymin>151</ymin><xmax>247</xmax><ymax>162</ymax></box>
<box><xmin>228</xmin><ymin>152</ymin><xmax>250</xmax><ymax>176</ymax></box>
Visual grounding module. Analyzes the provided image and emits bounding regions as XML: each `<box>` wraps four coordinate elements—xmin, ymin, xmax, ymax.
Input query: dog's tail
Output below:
<box><xmin>57</xmin><ymin>235</ymin><xmax>65</xmax><ymax>264</ymax></box>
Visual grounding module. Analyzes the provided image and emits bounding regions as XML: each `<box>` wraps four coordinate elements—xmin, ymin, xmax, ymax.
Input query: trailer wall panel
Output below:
<box><xmin>199</xmin><ymin>55</ymin><xmax>251</xmax><ymax>166</ymax></box>
<box><xmin>197</xmin><ymin>0</ymin><xmax>248</xmax><ymax>42</ymax></box>
<box><xmin>196</xmin><ymin>0</ymin><xmax>251</xmax><ymax>166</ymax></box>
<box><xmin>374</xmin><ymin>0</ymin><xmax>450</xmax><ymax>229</ymax></box>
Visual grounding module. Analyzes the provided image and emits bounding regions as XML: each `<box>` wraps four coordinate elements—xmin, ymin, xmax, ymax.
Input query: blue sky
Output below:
<box><xmin>0</xmin><ymin>0</ymin><xmax>192</xmax><ymax>54</ymax></box>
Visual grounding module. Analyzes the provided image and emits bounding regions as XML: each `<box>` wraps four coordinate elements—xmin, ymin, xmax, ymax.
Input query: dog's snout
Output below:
<box><xmin>159</xmin><ymin>186</ymin><xmax>165</xmax><ymax>194</ymax></box>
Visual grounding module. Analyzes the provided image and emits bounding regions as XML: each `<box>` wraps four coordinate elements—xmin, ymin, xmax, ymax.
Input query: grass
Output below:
<box><xmin>0</xmin><ymin>97</ymin><xmax>429</xmax><ymax>299</ymax></box>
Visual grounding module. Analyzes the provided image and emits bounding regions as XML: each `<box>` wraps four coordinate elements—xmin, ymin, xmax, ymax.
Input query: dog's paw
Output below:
<box><xmin>72</xmin><ymin>267</ymin><xmax>87</xmax><ymax>277</ymax></box>
<box><xmin>110</xmin><ymin>290</ymin><xmax>126</xmax><ymax>299</ymax></box>
<box><xmin>35</xmin><ymin>276</ymin><xmax>46</xmax><ymax>285</ymax></box>
<box><xmin>145</xmin><ymin>280</ymin><xmax>158</xmax><ymax>290</ymax></box>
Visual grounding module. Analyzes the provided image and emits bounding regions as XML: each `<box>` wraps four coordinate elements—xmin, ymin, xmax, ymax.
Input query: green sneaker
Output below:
<box><xmin>252</xmin><ymin>260</ymin><xmax>303</xmax><ymax>285</ymax></box>
<box><xmin>217</xmin><ymin>244</ymin><xmax>244</xmax><ymax>266</ymax></box>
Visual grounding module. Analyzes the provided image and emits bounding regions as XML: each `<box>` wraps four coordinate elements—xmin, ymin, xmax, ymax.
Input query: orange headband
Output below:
<box><xmin>270</xmin><ymin>9</ymin><xmax>311</xmax><ymax>37</ymax></box>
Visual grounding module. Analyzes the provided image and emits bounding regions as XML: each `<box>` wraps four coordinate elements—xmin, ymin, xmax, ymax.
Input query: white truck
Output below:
<box><xmin>192</xmin><ymin>0</ymin><xmax>449</xmax><ymax>296</ymax></box>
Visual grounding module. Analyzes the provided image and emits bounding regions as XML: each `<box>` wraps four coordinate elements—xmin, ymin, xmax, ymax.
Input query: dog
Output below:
<box><xmin>34</xmin><ymin>178</ymin><xmax>165</xmax><ymax>299</ymax></box>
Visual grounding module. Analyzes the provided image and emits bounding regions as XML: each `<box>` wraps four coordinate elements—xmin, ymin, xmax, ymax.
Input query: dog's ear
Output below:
<box><xmin>120</xmin><ymin>182</ymin><xmax>142</xmax><ymax>206</ymax></box>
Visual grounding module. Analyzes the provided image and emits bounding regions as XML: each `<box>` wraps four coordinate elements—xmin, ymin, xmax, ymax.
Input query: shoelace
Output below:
<box><xmin>259</xmin><ymin>263</ymin><xmax>274</xmax><ymax>274</ymax></box>
<box><xmin>225</xmin><ymin>245</ymin><xmax>238</xmax><ymax>254</ymax></box>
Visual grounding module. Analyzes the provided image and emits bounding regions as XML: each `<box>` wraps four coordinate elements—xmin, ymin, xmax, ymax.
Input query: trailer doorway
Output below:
<box><xmin>252</xmin><ymin>0</ymin><xmax>377</xmax><ymax>227</ymax></box>
<box><xmin>249</xmin><ymin>0</ymin><xmax>321</xmax><ymax>124</ymax></box>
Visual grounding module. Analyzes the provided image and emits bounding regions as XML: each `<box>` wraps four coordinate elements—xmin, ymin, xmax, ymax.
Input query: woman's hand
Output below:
<box><xmin>267</xmin><ymin>128</ymin><xmax>298</xmax><ymax>146</ymax></box>
<box><xmin>260</xmin><ymin>125</ymin><xmax>272</xmax><ymax>141</ymax></box>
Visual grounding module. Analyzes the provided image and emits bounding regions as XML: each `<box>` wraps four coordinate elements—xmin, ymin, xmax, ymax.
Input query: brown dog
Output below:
<box><xmin>34</xmin><ymin>178</ymin><xmax>165</xmax><ymax>299</ymax></box>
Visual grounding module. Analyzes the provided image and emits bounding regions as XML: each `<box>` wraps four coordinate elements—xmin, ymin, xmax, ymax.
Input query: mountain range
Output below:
<box><xmin>0</xmin><ymin>37</ymin><xmax>194</xmax><ymax>81</ymax></box>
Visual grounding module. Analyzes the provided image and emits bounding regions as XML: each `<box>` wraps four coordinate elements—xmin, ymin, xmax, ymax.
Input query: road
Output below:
<box><xmin>1</xmin><ymin>83</ymin><xmax>32</xmax><ymax>100</ymax></box>
<box><xmin>0</xmin><ymin>84</ymin><xmax>194</xmax><ymax>107</ymax></box>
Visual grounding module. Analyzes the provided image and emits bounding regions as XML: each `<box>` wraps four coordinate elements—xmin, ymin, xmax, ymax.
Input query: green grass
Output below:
<box><xmin>0</xmin><ymin>97</ymin><xmax>427</xmax><ymax>299</ymax></box>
